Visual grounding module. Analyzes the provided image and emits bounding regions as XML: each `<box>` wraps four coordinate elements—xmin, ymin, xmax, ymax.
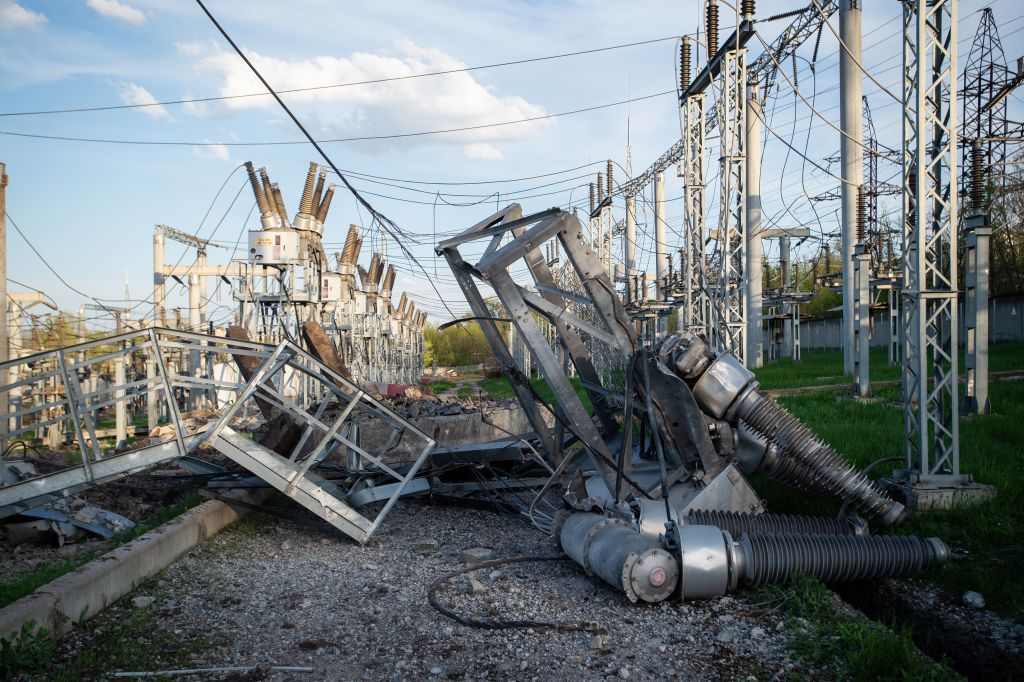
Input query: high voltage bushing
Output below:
<box><xmin>244</xmin><ymin>161</ymin><xmax>275</xmax><ymax>229</ymax></box>
<box><xmin>971</xmin><ymin>140</ymin><xmax>985</xmax><ymax>211</ymax></box>
<box><xmin>316</xmin><ymin>184</ymin><xmax>336</xmax><ymax>224</ymax></box>
<box><xmin>294</xmin><ymin>161</ymin><xmax>319</xmax><ymax>231</ymax></box>
<box><xmin>558</xmin><ymin>513</ymin><xmax>947</xmax><ymax>602</ymax></box>
<box><xmin>676</xmin><ymin>526</ymin><xmax>949</xmax><ymax>598</ymax></box>
<box><xmin>856</xmin><ymin>184</ymin><xmax>867</xmax><ymax>244</ymax></box>
<box><xmin>312</xmin><ymin>168</ymin><xmax>327</xmax><ymax>212</ymax></box>
<box><xmin>706</xmin><ymin>0</ymin><xmax>719</xmax><ymax>59</ymax></box>
<box><xmin>684</xmin><ymin>510</ymin><xmax>866</xmax><ymax>537</ymax></box>
<box><xmin>589</xmin><ymin>183</ymin><xmax>595</xmax><ymax>214</ymax></box>
<box><xmin>662</xmin><ymin>333</ymin><xmax>905</xmax><ymax>526</ymax></box>
<box><xmin>606</xmin><ymin>159</ymin><xmax>613</xmax><ymax>196</ymax></box>
<box><xmin>741</xmin><ymin>0</ymin><xmax>755</xmax><ymax>20</ymax></box>
<box><xmin>680</xmin><ymin>37</ymin><xmax>691</xmax><ymax>91</ymax></box>
<box><xmin>596</xmin><ymin>173</ymin><xmax>604</xmax><ymax>203</ymax></box>
<box><xmin>556</xmin><ymin>512</ymin><xmax>679</xmax><ymax>603</ymax></box>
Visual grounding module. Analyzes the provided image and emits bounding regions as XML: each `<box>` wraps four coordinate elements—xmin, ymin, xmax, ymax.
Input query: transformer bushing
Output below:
<box><xmin>662</xmin><ymin>333</ymin><xmax>904</xmax><ymax>526</ymax></box>
<box><xmin>559</xmin><ymin>512</ymin><xmax>948</xmax><ymax>603</ymax></box>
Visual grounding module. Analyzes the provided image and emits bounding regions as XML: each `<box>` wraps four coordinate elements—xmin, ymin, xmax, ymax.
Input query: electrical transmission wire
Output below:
<box><xmin>0</xmin><ymin>90</ymin><xmax>675</xmax><ymax>148</ymax></box>
<box><xmin>0</xmin><ymin>36</ymin><xmax>680</xmax><ymax>118</ymax></box>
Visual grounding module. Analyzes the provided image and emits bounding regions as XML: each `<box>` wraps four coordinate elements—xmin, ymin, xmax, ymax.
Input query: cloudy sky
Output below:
<box><xmin>1</xmin><ymin>0</ymin><xmax>1022</xmax><ymax>330</ymax></box>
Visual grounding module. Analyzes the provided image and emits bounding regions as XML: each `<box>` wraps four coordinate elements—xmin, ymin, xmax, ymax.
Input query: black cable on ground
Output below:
<box><xmin>427</xmin><ymin>555</ymin><xmax>606</xmax><ymax>633</ymax></box>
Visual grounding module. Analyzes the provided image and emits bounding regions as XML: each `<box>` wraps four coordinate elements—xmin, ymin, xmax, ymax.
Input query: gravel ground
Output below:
<box><xmin>44</xmin><ymin>501</ymin><xmax>828</xmax><ymax>681</ymax></box>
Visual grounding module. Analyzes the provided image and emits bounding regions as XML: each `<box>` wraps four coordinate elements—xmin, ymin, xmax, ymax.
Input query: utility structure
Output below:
<box><xmin>962</xmin><ymin>141</ymin><xmax>992</xmax><ymax>415</ymax></box>
<box><xmin>891</xmin><ymin>0</ymin><xmax>989</xmax><ymax>508</ymax></box>
<box><xmin>960</xmin><ymin>7</ymin><xmax>1010</xmax><ymax>205</ymax></box>
<box><xmin>152</xmin><ymin>162</ymin><xmax>426</xmax><ymax>386</ymax></box>
<box><xmin>839</xmin><ymin>0</ymin><xmax>865</xmax><ymax>375</ymax></box>
<box><xmin>619</xmin><ymin>0</ymin><xmax>836</xmax><ymax>359</ymax></box>
<box><xmin>679</xmin><ymin>35</ymin><xmax>709</xmax><ymax>338</ymax></box>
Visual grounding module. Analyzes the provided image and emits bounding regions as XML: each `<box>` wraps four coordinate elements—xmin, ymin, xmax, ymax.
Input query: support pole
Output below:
<box><xmin>745</xmin><ymin>84</ymin><xmax>763</xmax><ymax>368</ymax></box>
<box><xmin>963</xmin><ymin>142</ymin><xmax>992</xmax><ymax>415</ymax></box>
<box><xmin>780</xmin><ymin>237</ymin><xmax>793</xmax><ymax>358</ymax></box>
<box><xmin>624</xmin><ymin>194</ymin><xmax>636</xmax><ymax>302</ymax></box>
<box><xmin>0</xmin><ymin>163</ymin><xmax>7</xmax><ymax>449</ymax></box>
<box><xmin>852</xmin><ymin>245</ymin><xmax>872</xmax><ymax>397</ymax></box>
<box><xmin>654</xmin><ymin>171</ymin><xmax>668</xmax><ymax>307</ymax></box>
<box><xmin>839</xmin><ymin>0</ymin><xmax>864</xmax><ymax>374</ymax></box>
<box><xmin>153</xmin><ymin>226</ymin><xmax>166</xmax><ymax>328</ymax></box>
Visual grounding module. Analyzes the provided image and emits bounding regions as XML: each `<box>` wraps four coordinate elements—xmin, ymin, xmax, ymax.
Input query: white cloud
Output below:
<box><xmin>0</xmin><ymin>1</ymin><xmax>46</xmax><ymax>29</ymax></box>
<box><xmin>118</xmin><ymin>82</ymin><xmax>169</xmax><ymax>119</ymax></box>
<box><xmin>175</xmin><ymin>41</ymin><xmax>207</xmax><ymax>57</ymax></box>
<box><xmin>86</xmin><ymin>0</ymin><xmax>145</xmax><ymax>25</ymax></box>
<box><xmin>192</xmin><ymin>40</ymin><xmax>551</xmax><ymax>156</ymax></box>
<box><xmin>193</xmin><ymin>141</ymin><xmax>230</xmax><ymax>162</ymax></box>
<box><xmin>464</xmin><ymin>143</ymin><xmax>503</xmax><ymax>161</ymax></box>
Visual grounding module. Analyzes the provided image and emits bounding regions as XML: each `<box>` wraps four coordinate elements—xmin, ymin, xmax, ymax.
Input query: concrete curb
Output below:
<box><xmin>0</xmin><ymin>490</ymin><xmax>268</xmax><ymax>643</ymax></box>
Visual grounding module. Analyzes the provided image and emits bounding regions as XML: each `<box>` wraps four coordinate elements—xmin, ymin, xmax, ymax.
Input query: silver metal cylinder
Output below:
<box><xmin>558</xmin><ymin>513</ymin><xmax>679</xmax><ymax>603</ymax></box>
<box><xmin>674</xmin><ymin>525</ymin><xmax>949</xmax><ymax>599</ymax></box>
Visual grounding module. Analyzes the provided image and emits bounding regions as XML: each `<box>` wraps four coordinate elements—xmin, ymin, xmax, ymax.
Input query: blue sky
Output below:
<box><xmin>1</xmin><ymin>0</ymin><xmax>1022</xmax><ymax>331</ymax></box>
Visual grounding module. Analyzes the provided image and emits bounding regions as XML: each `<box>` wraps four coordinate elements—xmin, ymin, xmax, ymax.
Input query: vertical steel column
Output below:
<box><xmin>852</xmin><ymin>244</ymin><xmax>872</xmax><ymax>397</ymax></box>
<box><xmin>153</xmin><ymin>226</ymin><xmax>167</xmax><ymax>328</ymax></box>
<box><xmin>654</xmin><ymin>171</ymin><xmax>668</xmax><ymax>307</ymax></box>
<box><xmin>780</xmin><ymin>237</ymin><xmax>792</xmax><ymax>358</ymax></box>
<box><xmin>900</xmin><ymin>0</ymin><xmax>961</xmax><ymax>481</ymax></box>
<box><xmin>624</xmin><ymin>194</ymin><xmax>637</xmax><ymax>302</ymax></box>
<box><xmin>682</xmin><ymin>93</ymin><xmax>708</xmax><ymax>335</ymax></box>
<box><xmin>715</xmin><ymin>46</ymin><xmax>747</xmax><ymax>365</ymax></box>
<box><xmin>840</xmin><ymin>0</ymin><xmax>865</xmax><ymax>374</ymax></box>
<box><xmin>888</xmin><ymin>278</ymin><xmax>900</xmax><ymax>366</ymax></box>
<box><xmin>963</xmin><ymin>145</ymin><xmax>991</xmax><ymax>415</ymax></box>
<box><xmin>745</xmin><ymin>82</ymin><xmax>763</xmax><ymax>368</ymax></box>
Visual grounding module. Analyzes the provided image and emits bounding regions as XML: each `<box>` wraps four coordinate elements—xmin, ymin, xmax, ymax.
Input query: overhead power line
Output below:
<box><xmin>0</xmin><ymin>36</ymin><xmax>679</xmax><ymax>118</ymax></box>
<box><xmin>0</xmin><ymin>90</ymin><xmax>674</xmax><ymax>147</ymax></box>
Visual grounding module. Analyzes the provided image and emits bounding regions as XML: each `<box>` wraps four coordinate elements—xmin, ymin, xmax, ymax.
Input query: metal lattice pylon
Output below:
<box><xmin>682</xmin><ymin>91</ymin><xmax>709</xmax><ymax>336</ymax></box>
<box><xmin>713</xmin><ymin>47</ymin><xmax>747</xmax><ymax>364</ymax></box>
<box><xmin>960</xmin><ymin>7</ymin><xmax>1009</xmax><ymax>206</ymax></box>
<box><xmin>900</xmin><ymin>0</ymin><xmax>960</xmax><ymax>480</ymax></box>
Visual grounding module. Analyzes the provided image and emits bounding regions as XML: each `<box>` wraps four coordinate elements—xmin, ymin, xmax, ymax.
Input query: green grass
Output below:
<box><xmin>456</xmin><ymin>386</ymin><xmax>477</xmax><ymax>399</ymax></box>
<box><xmin>755</xmin><ymin>574</ymin><xmax>960</xmax><ymax>681</ymax></box>
<box><xmin>42</xmin><ymin>573</ymin><xmax>210</xmax><ymax>681</ymax></box>
<box><xmin>749</xmin><ymin>380</ymin><xmax>1024</xmax><ymax>622</ymax></box>
<box><xmin>0</xmin><ymin>492</ymin><xmax>203</xmax><ymax>609</ymax></box>
<box><xmin>753</xmin><ymin>341</ymin><xmax>1024</xmax><ymax>390</ymax></box>
<box><xmin>427</xmin><ymin>380</ymin><xmax>455</xmax><ymax>393</ymax></box>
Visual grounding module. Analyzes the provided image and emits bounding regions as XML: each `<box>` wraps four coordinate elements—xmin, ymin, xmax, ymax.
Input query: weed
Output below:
<box><xmin>757</xmin><ymin>575</ymin><xmax>959</xmax><ymax>681</ymax></box>
<box><xmin>0</xmin><ymin>621</ymin><xmax>55</xmax><ymax>679</ymax></box>
<box><xmin>0</xmin><ymin>492</ymin><xmax>203</xmax><ymax>609</ymax></box>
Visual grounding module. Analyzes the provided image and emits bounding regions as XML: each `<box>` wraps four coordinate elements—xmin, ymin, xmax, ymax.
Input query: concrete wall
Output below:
<box><xmin>793</xmin><ymin>294</ymin><xmax>1024</xmax><ymax>352</ymax></box>
<box><xmin>358</xmin><ymin>406</ymin><xmax>552</xmax><ymax>462</ymax></box>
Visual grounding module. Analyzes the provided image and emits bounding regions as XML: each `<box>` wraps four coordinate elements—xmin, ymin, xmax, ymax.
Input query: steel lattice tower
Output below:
<box><xmin>899</xmin><ymin>0</ymin><xmax>961</xmax><ymax>483</ymax></box>
<box><xmin>961</xmin><ymin>7</ymin><xmax>1009</xmax><ymax>207</ymax></box>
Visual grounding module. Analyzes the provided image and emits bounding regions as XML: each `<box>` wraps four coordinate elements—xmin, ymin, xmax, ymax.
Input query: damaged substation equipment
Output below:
<box><xmin>439</xmin><ymin>205</ymin><xmax>952</xmax><ymax>603</ymax></box>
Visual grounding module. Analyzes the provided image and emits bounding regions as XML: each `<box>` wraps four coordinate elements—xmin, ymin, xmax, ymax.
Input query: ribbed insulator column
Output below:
<box><xmin>738</xmin><ymin>532</ymin><xmax>948</xmax><ymax>589</ymax></box>
<box><xmin>685</xmin><ymin>510</ymin><xmax>864</xmax><ymax>537</ymax></box>
<box><xmin>741</xmin><ymin>397</ymin><xmax>901</xmax><ymax>524</ymax></box>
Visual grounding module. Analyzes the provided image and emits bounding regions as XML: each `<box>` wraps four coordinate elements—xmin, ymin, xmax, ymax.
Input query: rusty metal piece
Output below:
<box><xmin>302</xmin><ymin>321</ymin><xmax>353</xmax><ymax>381</ymax></box>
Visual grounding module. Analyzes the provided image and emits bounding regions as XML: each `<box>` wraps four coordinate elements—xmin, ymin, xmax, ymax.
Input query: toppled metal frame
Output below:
<box><xmin>0</xmin><ymin>328</ymin><xmax>435</xmax><ymax>544</ymax></box>
<box><xmin>438</xmin><ymin>206</ymin><xmax>634</xmax><ymax>495</ymax></box>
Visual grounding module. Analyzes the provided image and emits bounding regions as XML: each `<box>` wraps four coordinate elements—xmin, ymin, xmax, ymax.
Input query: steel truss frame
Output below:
<box><xmin>900</xmin><ymin>0</ymin><xmax>961</xmax><ymax>481</ymax></box>
<box><xmin>713</xmin><ymin>47</ymin><xmax>748</xmax><ymax>364</ymax></box>
<box><xmin>438</xmin><ymin>206</ymin><xmax>638</xmax><ymax>494</ymax></box>
<box><xmin>682</xmin><ymin>93</ymin><xmax>710</xmax><ymax>336</ymax></box>
<box><xmin>0</xmin><ymin>328</ymin><xmax>434</xmax><ymax>543</ymax></box>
